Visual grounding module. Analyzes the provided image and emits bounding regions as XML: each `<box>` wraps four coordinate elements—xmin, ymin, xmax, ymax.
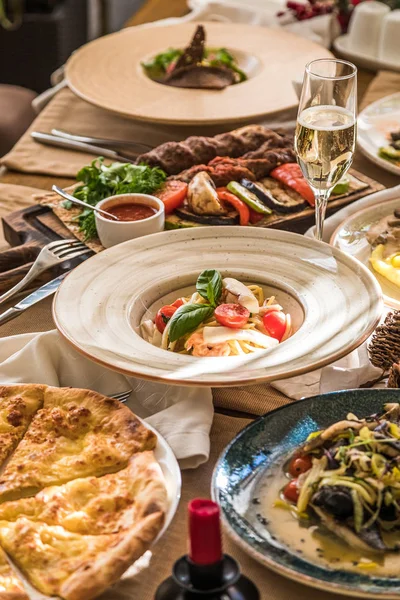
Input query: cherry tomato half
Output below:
<box><xmin>155</xmin><ymin>181</ymin><xmax>188</xmax><ymax>214</ymax></box>
<box><xmin>214</xmin><ymin>303</ymin><xmax>250</xmax><ymax>329</ymax></box>
<box><xmin>283</xmin><ymin>479</ymin><xmax>299</xmax><ymax>503</ymax></box>
<box><xmin>155</xmin><ymin>305</ymin><xmax>177</xmax><ymax>333</ymax></box>
<box><xmin>288</xmin><ymin>455</ymin><xmax>312</xmax><ymax>477</ymax></box>
<box><xmin>171</xmin><ymin>298</ymin><xmax>185</xmax><ymax>308</ymax></box>
<box><xmin>262</xmin><ymin>310</ymin><xmax>286</xmax><ymax>341</ymax></box>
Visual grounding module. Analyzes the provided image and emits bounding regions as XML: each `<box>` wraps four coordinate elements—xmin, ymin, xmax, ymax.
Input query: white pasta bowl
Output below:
<box><xmin>53</xmin><ymin>227</ymin><xmax>383</xmax><ymax>387</ymax></box>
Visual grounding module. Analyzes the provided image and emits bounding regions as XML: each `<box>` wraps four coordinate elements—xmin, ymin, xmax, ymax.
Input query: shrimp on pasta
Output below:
<box><xmin>140</xmin><ymin>269</ymin><xmax>292</xmax><ymax>356</ymax></box>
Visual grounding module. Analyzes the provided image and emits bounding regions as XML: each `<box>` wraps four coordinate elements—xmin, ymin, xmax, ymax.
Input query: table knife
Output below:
<box><xmin>31</xmin><ymin>132</ymin><xmax>137</xmax><ymax>163</ymax></box>
<box><xmin>51</xmin><ymin>129</ymin><xmax>152</xmax><ymax>152</ymax></box>
<box><xmin>0</xmin><ymin>272</ymin><xmax>68</xmax><ymax>326</ymax></box>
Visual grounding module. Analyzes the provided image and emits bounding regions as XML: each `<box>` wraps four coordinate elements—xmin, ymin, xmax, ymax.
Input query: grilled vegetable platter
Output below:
<box><xmin>41</xmin><ymin>124</ymin><xmax>383</xmax><ymax>245</ymax></box>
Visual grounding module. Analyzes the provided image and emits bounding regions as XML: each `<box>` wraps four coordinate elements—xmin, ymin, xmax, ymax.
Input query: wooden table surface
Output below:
<box><xmin>0</xmin><ymin>0</ymin><xmax>392</xmax><ymax>192</ymax></box>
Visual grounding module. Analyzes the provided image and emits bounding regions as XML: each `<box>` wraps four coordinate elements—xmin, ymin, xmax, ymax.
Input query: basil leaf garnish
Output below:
<box><xmin>168</xmin><ymin>303</ymin><xmax>214</xmax><ymax>343</ymax></box>
<box><xmin>196</xmin><ymin>269</ymin><xmax>222</xmax><ymax>307</ymax></box>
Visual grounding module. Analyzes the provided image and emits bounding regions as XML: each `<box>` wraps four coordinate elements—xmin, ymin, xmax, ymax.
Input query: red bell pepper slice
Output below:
<box><xmin>217</xmin><ymin>188</ymin><xmax>250</xmax><ymax>226</ymax></box>
<box><xmin>270</xmin><ymin>163</ymin><xmax>315</xmax><ymax>207</ymax></box>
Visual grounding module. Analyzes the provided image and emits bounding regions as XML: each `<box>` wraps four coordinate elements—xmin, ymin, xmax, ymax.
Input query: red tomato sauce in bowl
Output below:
<box><xmin>104</xmin><ymin>203</ymin><xmax>157</xmax><ymax>222</ymax></box>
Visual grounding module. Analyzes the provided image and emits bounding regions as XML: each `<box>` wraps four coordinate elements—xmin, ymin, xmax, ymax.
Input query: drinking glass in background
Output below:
<box><xmin>295</xmin><ymin>59</ymin><xmax>357</xmax><ymax>241</ymax></box>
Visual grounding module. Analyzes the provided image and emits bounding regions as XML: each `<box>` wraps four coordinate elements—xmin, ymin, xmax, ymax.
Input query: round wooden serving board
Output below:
<box><xmin>65</xmin><ymin>22</ymin><xmax>333</xmax><ymax>125</ymax></box>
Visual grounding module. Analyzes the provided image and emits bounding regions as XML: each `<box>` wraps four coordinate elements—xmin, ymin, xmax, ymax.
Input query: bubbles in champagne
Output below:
<box><xmin>295</xmin><ymin>105</ymin><xmax>356</xmax><ymax>191</ymax></box>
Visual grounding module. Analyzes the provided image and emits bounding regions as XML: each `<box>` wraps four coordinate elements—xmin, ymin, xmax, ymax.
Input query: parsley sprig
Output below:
<box><xmin>63</xmin><ymin>158</ymin><xmax>167</xmax><ymax>240</ymax></box>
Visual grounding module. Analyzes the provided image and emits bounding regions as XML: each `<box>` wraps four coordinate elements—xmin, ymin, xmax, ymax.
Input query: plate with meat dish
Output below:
<box><xmin>212</xmin><ymin>389</ymin><xmax>400</xmax><ymax>599</ymax></box>
<box><xmin>53</xmin><ymin>226</ymin><xmax>382</xmax><ymax>386</ymax></box>
<box><xmin>330</xmin><ymin>198</ymin><xmax>400</xmax><ymax>310</ymax></box>
<box><xmin>358</xmin><ymin>93</ymin><xmax>400</xmax><ymax>176</ymax></box>
<box><xmin>65</xmin><ymin>22</ymin><xmax>332</xmax><ymax>125</ymax></box>
<box><xmin>39</xmin><ymin>124</ymin><xmax>383</xmax><ymax>249</ymax></box>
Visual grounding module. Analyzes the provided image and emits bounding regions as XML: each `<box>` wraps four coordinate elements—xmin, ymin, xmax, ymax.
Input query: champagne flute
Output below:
<box><xmin>295</xmin><ymin>59</ymin><xmax>357</xmax><ymax>241</ymax></box>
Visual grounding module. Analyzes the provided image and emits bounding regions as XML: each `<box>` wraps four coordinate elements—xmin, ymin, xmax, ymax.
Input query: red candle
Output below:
<box><xmin>188</xmin><ymin>498</ymin><xmax>223</xmax><ymax>565</ymax></box>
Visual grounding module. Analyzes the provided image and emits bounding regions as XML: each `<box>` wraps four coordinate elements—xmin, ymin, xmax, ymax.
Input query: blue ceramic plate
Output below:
<box><xmin>212</xmin><ymin>390</ymin><xmax>400</xmax><ymax>599</ymax></box>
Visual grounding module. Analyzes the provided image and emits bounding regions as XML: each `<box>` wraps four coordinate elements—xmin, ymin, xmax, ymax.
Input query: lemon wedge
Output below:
<box><xmin>370</xmin><ymin>244</ymin><xmax>400</xmax><ymax>289</ymax></box>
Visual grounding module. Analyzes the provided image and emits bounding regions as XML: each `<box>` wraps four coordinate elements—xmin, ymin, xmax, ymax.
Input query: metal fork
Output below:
<box><xmin>0</xmin><ymin>239</ymin><xmax>89</xmax><ymax>306</ymax></box>
<box><xmin>110</xmin><ymin>390</ymin><xmax>132</xmax><ymax>404</ymax></box>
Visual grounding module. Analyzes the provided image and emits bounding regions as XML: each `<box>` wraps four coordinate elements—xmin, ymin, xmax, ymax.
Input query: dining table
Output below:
<box><xmin>0</xmin><ymin>1</ymin><xmax>399</xmax><ymax>599</ymax></box>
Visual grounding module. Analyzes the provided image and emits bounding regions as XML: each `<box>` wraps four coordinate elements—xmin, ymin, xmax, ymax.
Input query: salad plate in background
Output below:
<box><xmin>357</xmin><ymin>93</ymin><xmax>400</xmax><ymax>176</ymax></box>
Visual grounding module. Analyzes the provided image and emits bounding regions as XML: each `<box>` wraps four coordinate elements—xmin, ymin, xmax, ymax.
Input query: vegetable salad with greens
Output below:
<box><xmin>142</xmin><ymin>47</ymin><xmax>247</xmax><ymax>84</ymax></box>
<box><xmin>63</xmin><ymin>159</ymin><xmax>166</xmax><ymax>240</ymax></box>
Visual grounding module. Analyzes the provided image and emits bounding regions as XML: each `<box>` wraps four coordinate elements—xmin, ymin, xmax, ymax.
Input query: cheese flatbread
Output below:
<box><xmin>0</xmin><ymin>547</ymin><xmax>27</xmax><ymax>600</ymax></box>
<box><xmin>0</xmin><ymin>511</ymin><xmax>164</xmax><ymax>600</ymax></box>
<box><xmin>0</xmin><ymin>387</ymin><xmax>156</xmax><ymax>502</ymax></box>
<box><xmin>0</xmin><ymin>385</ymin><xmax>44</xmax><ymax>469</ymax></box>
<box><xmin>0</xmin><ymin>451</ymin><xmax>168</xmax><ymax>535</ymax></box>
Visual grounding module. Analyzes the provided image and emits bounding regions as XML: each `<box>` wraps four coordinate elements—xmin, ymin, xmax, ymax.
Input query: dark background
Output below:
<box><xmin>0</xmin><ymin>0</ymin><xmax>145</xmax><ymax>92</ymax></box>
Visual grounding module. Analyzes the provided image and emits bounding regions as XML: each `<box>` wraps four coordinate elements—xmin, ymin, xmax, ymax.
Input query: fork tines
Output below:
<box><xmin>49</xmin><ymin>239</ymin><xmax>88</xmax><ymax>259</ymax></box>
<box><xmin>110</xmin><ymin>390</ymin><xmax>132</xmax><ymax>403</ymax></box>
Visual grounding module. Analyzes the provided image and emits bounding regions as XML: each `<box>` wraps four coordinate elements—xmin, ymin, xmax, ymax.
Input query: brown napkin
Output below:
<box><xmin>360</xmin><ymin>70</ymin><xmax>400</xmax><ymax>111</ymax></box>
<box><xmin>0</xmin><ymin>88</ymin><xmax>295</xmax><ymax>178</ymax></box>
<box><xmin>0</xmin><ymin>182</ymin><xmax>42</xmax><ymax>214</ymax></box>
<box><xmin>0</xmin><ymin>182</ymin><xmax>45</xmax><ymax>249</ymax></box>
<box><xmin>34</xmin><ymin>185</ymin><xmax>103</xmax><ymax>253</ymax></box>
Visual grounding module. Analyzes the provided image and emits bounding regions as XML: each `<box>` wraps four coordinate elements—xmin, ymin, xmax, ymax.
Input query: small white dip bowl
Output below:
<box><xmin>95</xmin><ymin>193</ymin><xmax>165</xmax><ymax>248</ymax></box>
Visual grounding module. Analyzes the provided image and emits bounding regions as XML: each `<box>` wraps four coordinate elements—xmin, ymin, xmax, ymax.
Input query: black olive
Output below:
<box><xmin>379</xmin><ymin>503</ymin><xmax>398</xmax><ymax>522</ymax></box>
<box><xmin>312</xmin><ymin>485</ymin><xmax>353</xmax><ymax>519</ymax></box>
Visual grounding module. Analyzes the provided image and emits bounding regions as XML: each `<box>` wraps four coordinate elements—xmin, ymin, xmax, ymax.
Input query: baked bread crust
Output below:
<box><xmin>0</xmin><ymin>385</ymin><xmax>167</xmax><ymax>600</ymax></box>
<box><xmin>0</xmin><ymin>452</ymin><xmax>167</xmax><ymax>599</ymax></box>
<box><xmin>0</xmin><ymin>547</ymin><xmax>28</xmax><ymax>600</ymax></box>
<box><xmin>61</xmin><ymin>511</ymin><xmax>163</xmax><ymax>600</ymax></box>
<box><xmin>0</xmin><ymin>385</ymin><xmax>44</xmax><ymax>468</ymax></box>
<box><xmin>0</xmin><ymin>451</ymin><xmax>168</xmax><ymax>535</ymax></box>
<box><xmin>0</xmin><ymin>386</ymin><xmax>157</xmax><ymax>501</ymax></box>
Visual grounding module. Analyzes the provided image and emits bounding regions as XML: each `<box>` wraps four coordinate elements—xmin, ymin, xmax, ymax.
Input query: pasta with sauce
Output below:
<box><xmin>140</xmin><ymin>270</ymin><xmax>292</xmax><ymax>356</ymax></box>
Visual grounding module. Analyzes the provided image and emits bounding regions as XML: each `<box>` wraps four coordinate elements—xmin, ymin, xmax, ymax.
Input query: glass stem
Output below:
<box><xmin>313</xmin><ymin>189</ymin><xmax>331</xmax><ymax>242</ymax></box>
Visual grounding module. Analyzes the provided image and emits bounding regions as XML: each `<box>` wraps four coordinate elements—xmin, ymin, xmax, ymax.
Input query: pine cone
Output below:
<box><xmin>388</xmin><ymin>363</ymin><xmax>400</xmax><ymax>388</ymax></box>
<box><xmin>368</xmin><ymin>311</ymin><xmax>400</xmax><ymax>371</ymax></box>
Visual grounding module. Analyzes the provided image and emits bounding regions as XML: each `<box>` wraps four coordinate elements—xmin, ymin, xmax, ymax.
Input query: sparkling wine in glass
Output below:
<box><xmin>295</xmin><ymin>59</ymin><xmax>357</xmax><ymax>240</ymax></box>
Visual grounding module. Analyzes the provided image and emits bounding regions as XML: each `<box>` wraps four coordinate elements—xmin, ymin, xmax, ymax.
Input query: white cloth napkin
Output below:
<box><xmin>139</xmin><ymin>0</ymin><xmax>337</xmax><ymax>48</ymax></box>
<box><xmin>0</xmin><ymin>330</ymin><xmax>213</xmax><ymax>470</ymax></box>
<box><xmin>271</xmin><ymin>184</ymin><xmax>400</xmax><ymax>399</ymax></box>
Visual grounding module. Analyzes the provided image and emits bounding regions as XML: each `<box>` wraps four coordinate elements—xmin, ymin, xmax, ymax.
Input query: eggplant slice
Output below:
<box><xmin>241</xmin><ymin>178</ymin><xmax>308</xmax><ymax>214</ymax></box>
<box><xmin>175</xmin><ymin>206</ymin><xmax>239</xmax><ymax>225</ymax></box>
